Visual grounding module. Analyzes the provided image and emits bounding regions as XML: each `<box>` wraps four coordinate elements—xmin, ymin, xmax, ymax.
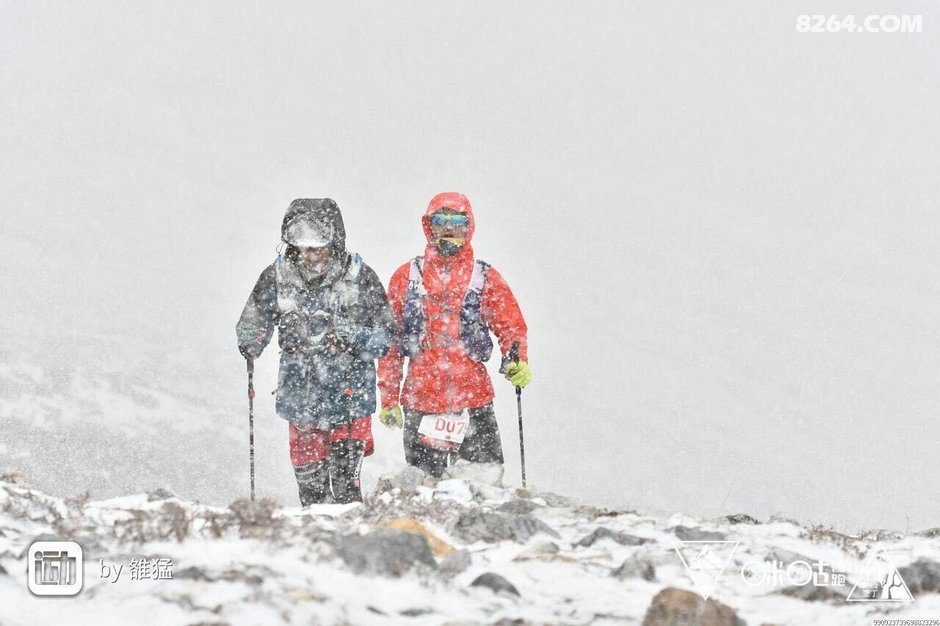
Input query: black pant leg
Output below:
<box><xmin>293</xmin><ymin>461</ymin><xmax>330</xmax><ymax>506</ymax></box>
<box><xmin>328</xmin><ymin>438</ymin><xmax>364</xmax><ymax>503</ymax></box>
<box><xmin>458</xmin><ymin>403</ymin><xmax>504</xmax><ymax>464</ymax></box>
<box><xmin>403</xmin><ymin>407</ymin><xmax>449</xmax><ymax>478</ymax></box>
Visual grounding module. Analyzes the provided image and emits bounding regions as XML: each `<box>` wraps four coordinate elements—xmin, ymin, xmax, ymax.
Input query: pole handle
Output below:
<box><xmin>508</xmin><ymin>341</ymin><xmax>522</xmax><ymax>394</ymax></box>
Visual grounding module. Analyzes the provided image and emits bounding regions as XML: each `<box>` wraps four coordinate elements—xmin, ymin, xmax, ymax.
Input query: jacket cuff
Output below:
<box><xmin>379</xmin><ymin>392</ymin><xmax>400</xmax><ymax>409</ymax></box>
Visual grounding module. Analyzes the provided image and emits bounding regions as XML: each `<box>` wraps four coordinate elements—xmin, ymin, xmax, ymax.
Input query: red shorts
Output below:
<box><xmin>288</xmin><ymin>416</ymin><xmax>374</xmax><ymax>466</ymax></box>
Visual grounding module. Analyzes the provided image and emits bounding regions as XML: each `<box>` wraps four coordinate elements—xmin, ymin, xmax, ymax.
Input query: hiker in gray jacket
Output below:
<box><xmin>237</xmin><ymin>198</ymin><xmax>397</xmax><ymax>505</ymax></box>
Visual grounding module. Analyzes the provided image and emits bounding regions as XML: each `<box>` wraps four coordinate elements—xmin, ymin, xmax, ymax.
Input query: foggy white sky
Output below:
<box><xmin>1</xmin><ymin>1</ymin><xmax>938</xmax><ymax>531</ymax></box>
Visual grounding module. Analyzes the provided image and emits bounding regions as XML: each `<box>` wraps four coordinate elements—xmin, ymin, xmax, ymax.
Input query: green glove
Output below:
<box><xmin>378</xmin><ymin>406</ymin><xmax>404</xmax><ymax>429</ymax></box>
<box><xmin>505</xmin><ymin>361</ymin><xmax>532</xmax><ymax>388</ymax></box>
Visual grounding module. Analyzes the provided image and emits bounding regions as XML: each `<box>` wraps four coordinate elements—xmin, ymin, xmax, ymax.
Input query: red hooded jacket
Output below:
<box><xmin>378</xmin><ymin>193</ymin><xmax>528</xmax><ymax>414</ymax></box>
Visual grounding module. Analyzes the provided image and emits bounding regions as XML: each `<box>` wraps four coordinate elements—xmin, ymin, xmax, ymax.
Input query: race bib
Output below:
<box><xmin>417</xmin><ymin>413</ymin><xmax>470</xmax><ymax>450</ymax></box>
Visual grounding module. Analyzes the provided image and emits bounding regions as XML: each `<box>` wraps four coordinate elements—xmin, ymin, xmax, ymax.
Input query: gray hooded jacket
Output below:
<box><xmin>236</xmin><ymin>199</ymin><xmax>397</xmax><ymax>426</ymax></box>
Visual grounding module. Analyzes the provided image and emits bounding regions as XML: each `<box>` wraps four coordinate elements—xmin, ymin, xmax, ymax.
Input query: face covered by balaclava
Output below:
<box><xmin>294</xmin><ymin>244</ymin><xmax>333</xmax><ymax>280</ymax></box>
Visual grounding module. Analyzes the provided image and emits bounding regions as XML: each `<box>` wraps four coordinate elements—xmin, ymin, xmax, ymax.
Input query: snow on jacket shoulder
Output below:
<box><xmin>237</xmin><ymin>255</ymin><xmax>396</xmax><ymax>425</ymax></box>
<box><xmin>236</xmin><ymin>199</ymin><xmax>397</xmax><ymax>426</ymax></box>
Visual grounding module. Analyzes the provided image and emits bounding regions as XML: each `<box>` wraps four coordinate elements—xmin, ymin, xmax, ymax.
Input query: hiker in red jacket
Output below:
<box><xmin>377</xmin><ymin>192</ymin><xmax>532</xmax><ymax>477</ymax></box>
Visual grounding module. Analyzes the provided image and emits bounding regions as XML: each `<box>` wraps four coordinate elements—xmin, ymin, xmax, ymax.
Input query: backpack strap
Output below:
<box><xmin>331</xmin><ymin>252</ymin><xmax>363</xmax><ymax>311</ymax></box>
<box><xmin>460</xmin><ymin>259</ymin><xmax>494</xmax><ymax>362</ymax></box>
<box><xmin>408</xmin><ymin>256</ymin><xmax>427</xmax><ymax>297</ymax></box>
<box><xmin>274</xmin><ymin>253</ymin><xmax>300</xmax><ymax>315</ymax></box>
<box><xmin>346</xmin><ymin>253</ymin><xmax>363</xmax><ymax>282</ymax></box>
<box><xmin>469</xmin><ymin>259</ymin><xmax>490</xmax><ymax>295</ymax></box>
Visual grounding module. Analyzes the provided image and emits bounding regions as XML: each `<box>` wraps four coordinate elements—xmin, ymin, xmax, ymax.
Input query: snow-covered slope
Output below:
<box><xmin>0</xmin><ymin>329</ymin><xmax>405</xmax><ymax>508</ymax></box>
<box><xmin>1</xmin><ymin>466</ymin><xmax>938</xmax><ymax>625</ymax></box>
<box><xmin>0</xmin><ymin>331</ymin><xmax>251</xmax><ymax>503</ymax></box>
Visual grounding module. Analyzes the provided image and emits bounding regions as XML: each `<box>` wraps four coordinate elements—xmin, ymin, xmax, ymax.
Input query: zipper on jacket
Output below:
<box><xmin>442</xmin><ymin>261</ymin><xmax>452</xmax><ymax>414</ymax></box>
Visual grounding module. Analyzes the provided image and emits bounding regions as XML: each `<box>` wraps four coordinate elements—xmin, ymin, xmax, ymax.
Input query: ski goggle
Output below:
<box><xmin>429</xmin><ymin>212</ymin><xmax>469</xmax><ymax>227</ymax></box>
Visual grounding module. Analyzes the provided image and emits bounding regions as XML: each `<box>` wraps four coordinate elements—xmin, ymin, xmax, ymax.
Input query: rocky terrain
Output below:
<box><xmin>1</xmin><ymin>464</ymin><xmax>938</xmax><ymax>625</ymax></box>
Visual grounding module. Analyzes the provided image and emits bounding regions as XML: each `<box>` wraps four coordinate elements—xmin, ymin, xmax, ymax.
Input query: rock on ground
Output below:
<box><xmin>671</xmin><ymin>525</ymin><xmax>727</xmax><ymax>541</ymax></box>
<box><xmin>612</xmin><ymin>553</ymin><xmax>657</xmax><ymax>582</ymax></box>
<box><xmin>776</xmin><ymin>583</ymin><xmax>847</xmax><ymax>604</ymax></box>
<box><xmin>336</xmin><ymin>528</ymin><xmax>437</xmax><ymax>577</ymax></box>
<box><xmin>642</xmin><ymin>588</ymin><xmax>745</xmax><ymax>626</ymax></box>
<box><xmin>471</xmin><ymin>572</ymin><xmax>520</xmax><ymax>597</ymax></box>
<box><xmin>899</xmin><ymin>558</ymin><xmax>940</xmax><ymax>594</ymax></box>
<box><xmin>374</xmin><ymin>517</ymin><xmax>456</xmax><ymax>556</ymax></box>
<box><xmin>576</xmin><ymin>527</ymin><xmax>651</xmax><ymax>547</ymax></box>
<box><xmin>448</xmin><ymin>510</ymin><xmax>559</xmax><ymax>543</ymax></box>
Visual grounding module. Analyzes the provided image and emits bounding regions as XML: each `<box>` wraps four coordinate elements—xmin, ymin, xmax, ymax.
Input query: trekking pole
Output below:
<box><xmin>344</xmin><ymin>386</ymin><xmax>363</xmax><ymax>501</ymax></box>
<box><xmin>508</xmin><ymin>341</ymin><xmax>526</xmax><ymax>489</ymax></box>
<box><xmin>247</xmin><ymin>357</ymin><xmax>256</xmax><ymax>502</ymax></box>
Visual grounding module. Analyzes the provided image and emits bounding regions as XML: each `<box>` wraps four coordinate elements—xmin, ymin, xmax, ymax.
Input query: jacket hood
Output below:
<box><xmin>422</xmin><ymin>192</ymin><xmax>476</xmax><ymax>252</ymax></box>
<box><xmin>281</xmin><ymin>198</ymin><xmax>346</xmax><ymax>251</ymax></box>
